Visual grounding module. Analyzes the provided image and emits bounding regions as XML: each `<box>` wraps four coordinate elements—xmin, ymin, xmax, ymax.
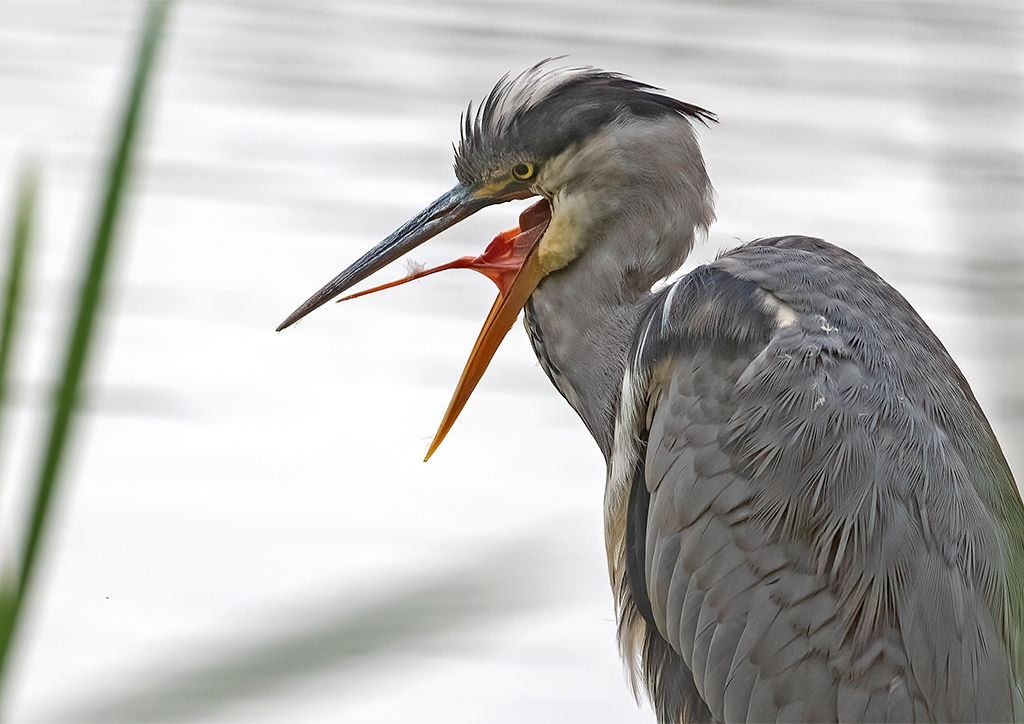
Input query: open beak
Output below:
<box><xmin>278</xmin><ymin>185</ymin><xmax>552</xmax><ymax>460</ymax></box>
<box><xmin>277</xmin><ymin>184</ymin><xmax>495</xmax><ymax>332</ymax></box>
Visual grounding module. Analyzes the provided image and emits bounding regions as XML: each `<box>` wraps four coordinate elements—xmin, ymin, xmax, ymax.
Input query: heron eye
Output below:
<box><xmin>512</xmin><ymin>163</ymin><xmax>536</xmax><ymax>181</ymax></box>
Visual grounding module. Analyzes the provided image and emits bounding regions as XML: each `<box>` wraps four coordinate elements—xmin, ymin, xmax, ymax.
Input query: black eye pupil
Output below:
<box><xmin>514</xmin><ymin>164</ymin><xmax>532</xmax><ymax>179</ymax></box>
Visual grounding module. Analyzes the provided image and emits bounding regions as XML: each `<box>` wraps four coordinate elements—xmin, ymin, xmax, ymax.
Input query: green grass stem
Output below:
<box><xmin>0</xmin><ymin>162</ymin><xmax>38</xmax><ymax>479</ymax></box>
<box><xmin>0</xmin><ymin>1</ymin><xmax>171</xmax><ymax>708</ymax></box>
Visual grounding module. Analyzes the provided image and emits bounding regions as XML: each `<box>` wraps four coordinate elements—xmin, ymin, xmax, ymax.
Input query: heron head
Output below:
<box><xmin>278</xmin><ymin>61</ymin><xmax>715</xmax><ymax>458</ymax></box>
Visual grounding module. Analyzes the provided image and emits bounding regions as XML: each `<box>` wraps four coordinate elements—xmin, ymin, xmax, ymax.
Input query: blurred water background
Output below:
<box><xmin>0</xmin><ymin>1</ymin><xmax>1021</xmax><ymax>722</ymax></box>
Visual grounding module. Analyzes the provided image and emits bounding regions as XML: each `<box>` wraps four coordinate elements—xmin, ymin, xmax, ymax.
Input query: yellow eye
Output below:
<box><xmin>512</xmin><ymin>162</ymin><xmax>536</xmax><ymax>181</ymax></box>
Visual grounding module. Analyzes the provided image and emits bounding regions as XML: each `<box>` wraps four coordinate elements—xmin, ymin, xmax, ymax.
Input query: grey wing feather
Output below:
<box><xmin>621</xmin><ymin>237</ymin><xmax>1024</xmax><ymax>723</ymax></box>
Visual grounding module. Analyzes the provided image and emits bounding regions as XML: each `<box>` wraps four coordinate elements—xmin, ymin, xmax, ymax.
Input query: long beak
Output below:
<box><xmin>278</xmin><ymin>183</ymin><xmax>551</xmax><ymax>459</ymax></box>
<box><xmin>277</xmin><ymin>184</ymin><xmax>492</xmax><ymax>332</ymax></box>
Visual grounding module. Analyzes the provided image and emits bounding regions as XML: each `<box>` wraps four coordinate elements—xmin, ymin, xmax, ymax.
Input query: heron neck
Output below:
<box><xmin>521</xmin><ymin>116</ymin><xmax>712</xmax><ymax>460</ymax></box>
<box><xmin>523</xmin><ymin>249</ymin><xmax>651</xmax><ymax>462</ymax></box>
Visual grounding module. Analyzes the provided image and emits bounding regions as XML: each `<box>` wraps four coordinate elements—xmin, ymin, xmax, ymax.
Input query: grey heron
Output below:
<box><xmin>278</xmin><ymin>62</ymin><xmax>1024</xmax><ymax>722</ymax></box>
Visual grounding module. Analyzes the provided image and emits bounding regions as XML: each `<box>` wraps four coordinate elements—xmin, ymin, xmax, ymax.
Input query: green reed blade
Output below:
<box><xmin>0</xmin><ymin>0</ymin><xmax>171</xmax><ymax>704</ymax></box>
<box><xmin>0</xmin><ymin>162</ymin><xmax>38</xmax><ymax>477</ymax></box>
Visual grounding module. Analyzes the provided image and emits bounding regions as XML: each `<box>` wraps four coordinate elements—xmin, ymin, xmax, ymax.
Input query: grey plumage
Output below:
<box><xmin>618</xmin><ymin>237</ymin><xmax>1024</xmax><ymax>721</ymax></box>
<box><xmin>280</xmin><ymin>62</ymin><xmax>1024</xmax><ymax>722</ymax></box>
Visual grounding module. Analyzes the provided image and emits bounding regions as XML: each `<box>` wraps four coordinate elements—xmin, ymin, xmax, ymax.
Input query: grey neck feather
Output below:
<box><xmin>523</xmin><ymin>116</ymin><xmax>713</xmax><ymax>461</ymax></box>
<box><xmin>524</xmin><ymin>251</ymin><xmax>646</xmax><ymax>459</ymax></box>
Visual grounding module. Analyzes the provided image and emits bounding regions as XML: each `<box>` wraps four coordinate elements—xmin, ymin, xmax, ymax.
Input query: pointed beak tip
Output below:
<box><xmin>276</xmin><ymin>309</ymin><xmax>305</xmax><ymax>332</ymax></box>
